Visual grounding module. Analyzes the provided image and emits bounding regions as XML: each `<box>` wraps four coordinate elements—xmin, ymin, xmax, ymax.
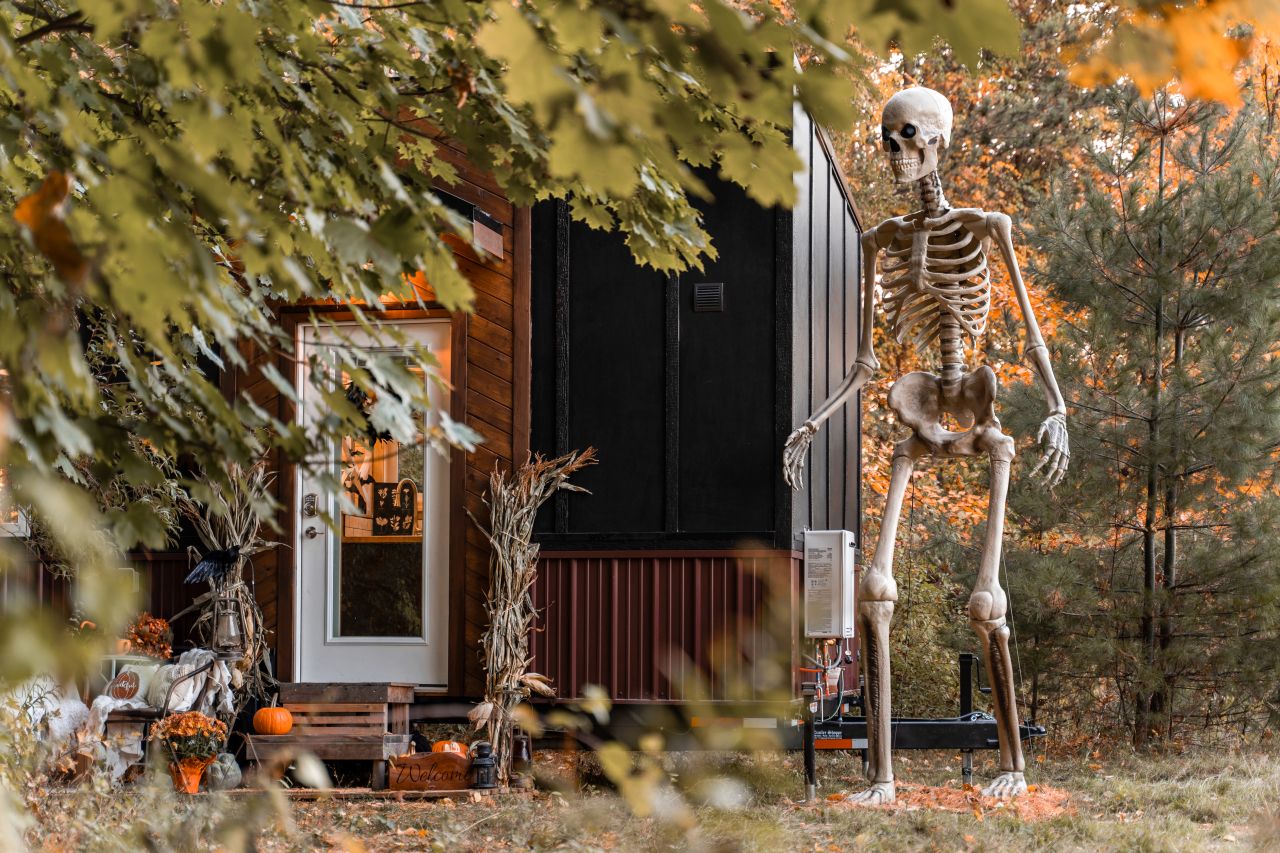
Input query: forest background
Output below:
<box><xmin>846</xmin><ymin>0</ymin><xmax>1280</xmax><ymax>752</ymax></box>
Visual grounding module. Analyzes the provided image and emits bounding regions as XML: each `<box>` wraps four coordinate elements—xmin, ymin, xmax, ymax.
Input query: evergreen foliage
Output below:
<box><xmin>1004</xmin><ymin>90</ymin><xmax>1280</xmax><ymax>746</ymax></box>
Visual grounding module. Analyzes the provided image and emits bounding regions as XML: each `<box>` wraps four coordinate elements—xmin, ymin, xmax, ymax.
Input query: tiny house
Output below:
<box><xmin>11</xmin><ymin>104</ymin><xmax>865</xmax><ymax>711</ymax></box>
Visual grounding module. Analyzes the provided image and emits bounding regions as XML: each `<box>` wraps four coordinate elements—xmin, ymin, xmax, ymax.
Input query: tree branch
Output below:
<box><xmin>14</xmin><ymin>12</ymin><xmax>92</xmax><ymax>45</ymax></box>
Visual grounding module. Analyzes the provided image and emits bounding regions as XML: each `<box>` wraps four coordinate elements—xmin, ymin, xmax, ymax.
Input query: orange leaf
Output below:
<box><xmin>14</xmin><ymin>171</ymin><xmax>88</xmax><ymax>286</ymax></box>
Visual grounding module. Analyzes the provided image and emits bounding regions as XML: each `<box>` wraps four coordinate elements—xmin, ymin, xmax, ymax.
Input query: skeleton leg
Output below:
<box><xmin>968</xmin><ymin>430</ymin><xmax>1027</xmax><ymax>798</ymax></box>
<box><xmin>848</xmin><ymin>435</ymin><xmax>925</xmax><ymax>806</ymax></box>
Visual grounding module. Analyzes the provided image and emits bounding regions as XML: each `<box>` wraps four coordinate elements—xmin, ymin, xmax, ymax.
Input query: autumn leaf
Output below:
<box><xmin>14</xmin><ymin>171</ymin><xmax>89</xmax><ymax>286</ymax></box>
<box><xmin>1069</xmin><ymin>0</ymin><xmax>1280</xmax><ymax>104</ymax></box>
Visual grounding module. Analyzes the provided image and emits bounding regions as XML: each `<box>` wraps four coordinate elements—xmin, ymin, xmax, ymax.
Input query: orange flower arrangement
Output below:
<box><xmin>125</xmin><ymin>612</ymin><xmax>172</xmax><ymax>660</ymax></box>
<box><xmin>150</xmin><ymin>711</ymin><xmax>227</xmax><ymax>761</ymax></box>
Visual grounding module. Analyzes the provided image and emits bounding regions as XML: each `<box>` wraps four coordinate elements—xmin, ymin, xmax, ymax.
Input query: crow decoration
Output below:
<box><xmin>345</xmin><ymin>382</ymin><xmax>395</xmax><ymax>445</ymax></box>
<box><xmin>185</xmin><ymin>544</ymin><xmax>242</xmax><ymax>585</ymax></box>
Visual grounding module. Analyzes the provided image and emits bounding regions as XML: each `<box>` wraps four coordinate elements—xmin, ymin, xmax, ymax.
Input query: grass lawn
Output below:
<box><xmin>254</xmin><ymin>748</ymin><xmax>1280</xmax><ymax>852</ymax></box>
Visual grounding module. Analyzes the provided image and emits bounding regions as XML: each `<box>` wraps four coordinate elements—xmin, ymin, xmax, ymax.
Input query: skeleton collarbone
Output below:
<box><xmin>878</xmin><ymin>207</ymin><xmax>992</xmax><ymax>349</ymax></box>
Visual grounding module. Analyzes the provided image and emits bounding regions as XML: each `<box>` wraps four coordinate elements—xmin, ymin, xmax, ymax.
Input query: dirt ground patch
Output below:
<box><xmin>817</xmin><ymin>781</ymin><xmax>1075</xmax><ymax>822</ymax></box>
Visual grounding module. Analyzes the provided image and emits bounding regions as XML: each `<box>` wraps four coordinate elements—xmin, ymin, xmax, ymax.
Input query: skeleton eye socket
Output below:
<box><xmin>881</xmin><ymin>126</ymin><xmax>890</xmax><ymax>141</ymax></box>
<box><xmin>901</xmin><ymin>124</ymin><xmax>917</xmax><ymax>139</ymax></box>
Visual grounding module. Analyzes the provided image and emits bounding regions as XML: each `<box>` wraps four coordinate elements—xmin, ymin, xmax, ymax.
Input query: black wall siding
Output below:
<box><xmin>790</xmin><ymin>104</ymin><xmax>863</xmax><ymax>547</ymax></box>
<box><xmin>790</xmin><ymin>116</ymin><xmax>814</xmax><ymax>543</ymax></box>
<box><xmin>530</xmin><ymin>109</ymin><xmax>861</xmax><ymax>550</ymax></box>
<box><xmin>564</xmin><ymin>220</ymin><xmax>668</xmax><ymax>532</ymax></box>
<box><xmin>677</xmin><ymin>182</ymin><xmax>777</xmax><ymax>534</ymax></box>
<box><xmin>531</xmin><ymin>177</ymin><xmax>785</xmax><ymax>546</ymax></box>
<box><xmin>844</xmin><ymin>213</ymin><xmax>862</xmax><ymax>536</ymax></box>
<box><xmin>810</xmin><ymin>135</ymin><xmax>830</xmax><ymax>533</ymax></box>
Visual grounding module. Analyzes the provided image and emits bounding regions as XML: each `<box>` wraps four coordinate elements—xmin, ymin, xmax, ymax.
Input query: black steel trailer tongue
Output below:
<box><xmin>545</xmin><ymin>652</ymin><xmax>1046</xmax><ymax>802</ymax></box>
<box><xmin>797</xmin><ymin>653</ymin><xmax>1046</xmax><ymax>800</ymax></box>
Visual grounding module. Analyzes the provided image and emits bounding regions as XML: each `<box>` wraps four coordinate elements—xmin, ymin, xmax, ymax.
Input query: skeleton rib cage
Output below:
<box><xmin>879</xmin><ymin>213</ymin><xmax>992</xmax><ymax>351</ymax></box>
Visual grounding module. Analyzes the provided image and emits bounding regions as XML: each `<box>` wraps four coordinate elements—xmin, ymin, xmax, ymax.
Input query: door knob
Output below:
<box><xmin>303</xmin><ymin>525</ymin><xmax>324</xmax><ymax>540</ymax></box>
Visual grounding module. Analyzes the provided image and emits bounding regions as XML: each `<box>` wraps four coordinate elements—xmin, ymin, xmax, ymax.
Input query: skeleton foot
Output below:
<box><xmin>981</xmin><ymin>771</ymin><xmax>1027</xmax><ymax>799</ymax></box>
<box><xmin>845</xmin><ymin>781</ymin><xmax>896</xmax><ymax>806</ymax></box>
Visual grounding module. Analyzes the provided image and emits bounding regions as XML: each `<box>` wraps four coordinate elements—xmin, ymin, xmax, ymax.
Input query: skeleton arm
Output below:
<box><xmin>987</xmin><ymin>212</ymin><xmax>1070</xmax><ymax>485</ymax></box>
<box><xmin>782</xmin><ymin>226</ymin><xmax>885</xmax><ymax>489</ymax></box>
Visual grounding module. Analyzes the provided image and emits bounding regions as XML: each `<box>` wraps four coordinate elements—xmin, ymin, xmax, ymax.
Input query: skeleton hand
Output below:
<box><xmin>1030</xmin><ymin>413</ymin><xmax>1069</xmax><ymax>487</ymax></box>
<box><xmin>782</xmin><ymin>421</ymin><xmax>819</xmax><ymax>490</ymax></box>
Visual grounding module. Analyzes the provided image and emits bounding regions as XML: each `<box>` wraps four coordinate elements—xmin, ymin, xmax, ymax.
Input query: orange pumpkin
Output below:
<box><xmin>252</xmin><ymin>706</ymin><xmax>293</xmax><ymax>735</ymax></box>
<box><xmin>432</xmin><ymin>740</ymin><xmax>465</xmax><ymax>754</ymax></box>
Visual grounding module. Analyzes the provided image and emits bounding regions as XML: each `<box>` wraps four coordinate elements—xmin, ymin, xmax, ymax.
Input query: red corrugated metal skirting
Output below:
<box><xmin>531</xmin><ymin>550</ymin><xmax>801</xmax><ymax>703</ymax></box>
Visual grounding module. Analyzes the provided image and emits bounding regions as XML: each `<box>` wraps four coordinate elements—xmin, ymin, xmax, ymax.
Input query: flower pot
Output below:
<box><xmin>169</xmin><ymin>756</ymin><xmax>215</xmax><ymax>794</ymax></box>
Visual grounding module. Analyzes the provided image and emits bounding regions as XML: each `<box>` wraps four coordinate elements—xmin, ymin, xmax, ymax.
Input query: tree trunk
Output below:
<box><xmin>1135</xmin><ymin>123</ymin><xmax>1169</xmax><ymax>751</ymax></box>
<box><xmin>1154</xmin><ymin>327</ymin><xmax>1184</xmax><ymax>737</ymax></box>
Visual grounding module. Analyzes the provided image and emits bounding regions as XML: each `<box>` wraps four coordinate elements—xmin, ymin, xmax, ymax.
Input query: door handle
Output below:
<box><xmin>303</xmin><ymin>525</ymin><xmax>324</xmax><ymax>540</ymax></box>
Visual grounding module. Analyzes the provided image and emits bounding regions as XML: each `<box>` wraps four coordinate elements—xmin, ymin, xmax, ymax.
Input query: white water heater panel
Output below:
<box><xmin>803</xmin><ymin>529</ymin><xmax>856</xmax><ymax>639</ymax></box>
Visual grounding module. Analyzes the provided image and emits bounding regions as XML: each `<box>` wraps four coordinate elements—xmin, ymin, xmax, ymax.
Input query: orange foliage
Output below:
<box><xmin>13</xmin><ymin>170</ymin><xmax>88</xmax><ymax>286</ymax></box>
<box><xmin>1070</xmin><ymin>0</ymin><xmax>1280</xmax><ymax>105</ymax></box>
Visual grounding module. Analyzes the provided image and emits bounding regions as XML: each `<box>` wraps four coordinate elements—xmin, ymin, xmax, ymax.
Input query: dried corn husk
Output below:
<box><xmin>470</xmin><ymin>449</ymin><xmax>596</xmax><ymax>783</ymax></box>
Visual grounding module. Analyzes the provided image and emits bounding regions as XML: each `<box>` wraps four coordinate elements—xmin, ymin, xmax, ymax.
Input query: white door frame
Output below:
<box><xmin>293</xmin><ymin>318</ymin><xmax>451</xmax><ymax>688</ymax></box>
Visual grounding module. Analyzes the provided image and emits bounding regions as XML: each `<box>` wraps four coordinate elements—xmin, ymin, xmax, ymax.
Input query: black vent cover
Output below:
<box><xmin>692</xmin><ymin>282</ymin><xmax>724</xmax><ymax>313</ymax></box>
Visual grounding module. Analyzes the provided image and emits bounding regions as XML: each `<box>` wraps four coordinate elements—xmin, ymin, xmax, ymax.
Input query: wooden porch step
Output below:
<box><xmin>244</xmin><ymin>732</ymin><xmax>412</xmax><ymax>790</ymax></box>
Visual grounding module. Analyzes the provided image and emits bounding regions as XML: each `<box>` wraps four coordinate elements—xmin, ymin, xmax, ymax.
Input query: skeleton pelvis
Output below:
<box><xmin>888</xmin><ymin>366</ymin><xmax>1000</xmax><ymax>457</ymax></box>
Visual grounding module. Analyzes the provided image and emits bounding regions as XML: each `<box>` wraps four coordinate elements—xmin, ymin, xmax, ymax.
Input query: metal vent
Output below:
<box><xmin>692</xmin><ymin>282</ymin><xmax>724</xmax><ymax>313</ymax></box>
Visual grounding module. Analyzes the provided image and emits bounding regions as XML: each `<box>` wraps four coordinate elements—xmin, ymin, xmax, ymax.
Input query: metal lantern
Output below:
<box><xmin>210</xmin><ymin>588</ymin><xmax>246</xmax><ymax>660</ymax></box>
<box><xmin>510</xmin><ymin>731</ymin><xmax>534</xmax><ymax>789</ymax></box>
<box><xmin>470</xmin><ymin>741</ymin><xmax>498</xmax><ymax>789</ymax></box>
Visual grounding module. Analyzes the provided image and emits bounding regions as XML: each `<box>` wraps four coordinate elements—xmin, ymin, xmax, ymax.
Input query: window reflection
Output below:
<box><xmin>335</xmin><ymin>368</ymin><xmax>426</xmax><ymax>638</ymax></box>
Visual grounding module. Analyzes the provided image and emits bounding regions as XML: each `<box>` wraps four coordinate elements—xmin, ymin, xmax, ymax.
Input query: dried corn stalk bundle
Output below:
<box><xmin>469</xmin><ymin>448</ymin><xmax>596</xmax><ymax>782</ymax></box>
<box><xmin>175</xmin><ymin>459</ymin><xmax>280</xmax><ymax>713</ymax></box>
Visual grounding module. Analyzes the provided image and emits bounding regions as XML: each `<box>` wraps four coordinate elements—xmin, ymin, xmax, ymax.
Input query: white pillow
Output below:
<box><xmin>112</xmin><ymin>664</ymin><xmax>160</xmax><ymax>703</ymax></box>
<box><xmin>144</xmin><ymin>664</ymin><xmax>176</xmax><ymax>708</ymax></box>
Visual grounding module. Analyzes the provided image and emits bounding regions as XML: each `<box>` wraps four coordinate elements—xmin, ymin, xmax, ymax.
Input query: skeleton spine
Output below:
<box><xmin>919</xmin><ymin>170</ymin><xmax>966</xmax><ymax>397</ymax></box>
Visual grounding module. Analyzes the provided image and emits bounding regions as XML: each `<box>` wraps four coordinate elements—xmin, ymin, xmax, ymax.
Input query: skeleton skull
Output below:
<box><xmin>881</xmin><ymin>87</ymin><xmax>953</xmax><ymax>184</ymax></box>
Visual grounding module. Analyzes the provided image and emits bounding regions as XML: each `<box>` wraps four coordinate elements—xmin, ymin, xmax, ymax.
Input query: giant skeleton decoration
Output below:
<box><xmin>783</xmin><ymin>87</ymin><xmax>1070</xmax><ymax>804</ymax></box>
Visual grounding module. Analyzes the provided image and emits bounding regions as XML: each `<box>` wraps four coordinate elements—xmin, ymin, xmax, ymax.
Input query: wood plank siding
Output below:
<box><xmin>220</xmin><ymin>134</ymin><xmax>530</xmax><ymax>696</ymax></box>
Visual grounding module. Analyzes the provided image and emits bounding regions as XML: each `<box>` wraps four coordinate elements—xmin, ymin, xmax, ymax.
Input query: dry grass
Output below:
<box><xmin>19</xmin><ymin>746</ymin><xmax>1280</xmax><ymax>850</ymax></box>
<box><xmin>229</xmin><ymin>747</ymin><xmax>1280</xmax><ymax>852</ymax></box>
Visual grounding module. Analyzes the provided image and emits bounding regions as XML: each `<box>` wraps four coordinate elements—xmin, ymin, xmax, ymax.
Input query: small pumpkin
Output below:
<box><xmin>432</xmin><ymin>740</ymin><xmax>465</xmax><ymax>754</ymax></box>
<box><xmin>253</xmin><ymin>706</ymin><xmax>293</xmax><ymax>735</ymax></box>
<box><xmin>203</xmin><ymin>753</ymin><xmax>242</xmax><ymax>791</ymax></box>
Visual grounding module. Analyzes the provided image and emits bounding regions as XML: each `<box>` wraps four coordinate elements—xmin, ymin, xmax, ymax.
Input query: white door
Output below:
<box><xmin>295</xmin><ymin>320</ymin><xmax>451</xmax><ymax>688</ymax></box>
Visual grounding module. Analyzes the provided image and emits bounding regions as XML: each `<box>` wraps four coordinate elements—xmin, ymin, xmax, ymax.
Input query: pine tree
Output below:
<box><xmin>1004</xmin><ymin>90</ymin><xmax>1280</xmax><ymax>746</ymax></box>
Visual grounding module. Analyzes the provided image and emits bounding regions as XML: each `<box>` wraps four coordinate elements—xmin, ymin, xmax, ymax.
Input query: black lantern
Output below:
<box><xmin>210</xmin><ymin>588</ymin><xmax>246</xmax><ymax>660</ymax></box>
<box><xmin>470</xmin><ymin>741</ymin><xmax>498</xmax><ymax>789</ymax></box>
